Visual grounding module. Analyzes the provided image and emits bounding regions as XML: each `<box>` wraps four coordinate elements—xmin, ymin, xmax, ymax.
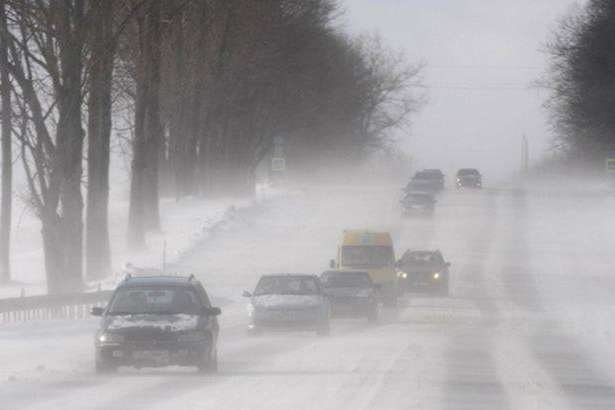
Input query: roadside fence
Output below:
<box><xmin>0</xmin><ymin>289</ymin><xmax>113</xmax><ymax>323</ymax></box>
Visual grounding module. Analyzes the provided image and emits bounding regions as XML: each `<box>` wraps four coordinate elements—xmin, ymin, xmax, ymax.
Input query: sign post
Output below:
<box><xmin>606</xmin><ymin>152</ymin><xmax>615</xmax><ymax>175</ymax></box>
<box><xmin>270</xmin><ymin>136</ymin><xmax>286</xmax><ymax>184</ymax></box>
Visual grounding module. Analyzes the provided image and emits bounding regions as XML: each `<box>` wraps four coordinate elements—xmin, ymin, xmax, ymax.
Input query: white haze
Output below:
<box><xmin>342</xmin><ymin>0</ymin><xmax>584</xmax><ymax>181</ymax></box>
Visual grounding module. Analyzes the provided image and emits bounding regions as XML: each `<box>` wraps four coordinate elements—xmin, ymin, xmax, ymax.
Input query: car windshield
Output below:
<box><xmin>254</xmin><ymin>276</ymin><xmax>319</xmax><ymax>296</ymax></box>
<box><xmin>107</xmin><ymin>286</ymin><xmax>201</xmax><ymax>315</ymax></box>
<box><xmin>406</xmin><ymin>194</ymin><xmax>431</xmax><ymax>201</ymax></box>
<box><xmin>321</xmin><ymin>272</ymin><xmax>371</xmax><ymax>288</ymax></box>
<box><xmin>342</xmin><ymin>246</ymin><xmax>393</xmax><ymax>269</ymax></box>
<box><xmin>416</xmin><ymin>171</ymin><xmax>440</xmax><ymax>179</ymax></box>
<box><xmin>458</xmin><ymin>169</ymin><xmax>479</xmax><ymax>176</ymax></box>
<box><xmin>403</xmin><ymin>252</ymin><xmax>440</xmax><ymax>265</ymax></box>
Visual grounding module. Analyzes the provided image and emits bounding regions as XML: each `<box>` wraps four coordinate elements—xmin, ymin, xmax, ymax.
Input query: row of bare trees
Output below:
<box><xmin>544</xmin><ymin>0</ymin><xmax>615</xmax><ymax>164</ymax></box>
<box><xmin>0</xmin><ymin>0</ymin><xmax>421</xmax><ymax>293</ymax></box>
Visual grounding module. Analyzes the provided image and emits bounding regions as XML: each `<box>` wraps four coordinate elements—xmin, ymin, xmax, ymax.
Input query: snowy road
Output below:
<box><xmin>2</xmin><ymin>183</ymin><xmax>615</xmax><ymax>409</ymax></box>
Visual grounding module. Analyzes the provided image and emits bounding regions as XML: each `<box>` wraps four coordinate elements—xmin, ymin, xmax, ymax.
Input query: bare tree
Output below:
<box><xmin>0</xmin><ymin>0</ymin><xmax>11</xmax><ymax>283</ymax></box>
<box><xmin>86</xmin><ymin>0</ymin><xmax>115</xmax><ymax>280</ymax></box>
<box><xmin>127</xmin><ymin>0</ymin><xmax>162</xmax><ymax>249</ymax></box>
<box><xmin>6</xmin><ymin>0</ymin><xmax>87</xmax><ymax>293</ymax></box>
<box><xmin>543</xmin><ymin>0</ymin><xmax>615</xmax><ymax>163</ymax></box>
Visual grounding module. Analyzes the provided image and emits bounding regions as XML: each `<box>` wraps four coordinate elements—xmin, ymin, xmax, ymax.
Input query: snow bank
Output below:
<box><xmin>0</xmin><ymin>182</ymin><xmax>285</xmax><ymax>298</ymax></box>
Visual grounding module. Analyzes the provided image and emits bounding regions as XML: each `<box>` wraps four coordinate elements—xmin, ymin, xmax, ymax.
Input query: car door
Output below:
<box><xmin>196</xmin><ymin>284</ymin><xmax>220</xmax><ymax>341</ymax></box>
<box><xmin>314</xmin><ymin>277</ymin><xmax>330</xmax><ymax>318</ymax></box>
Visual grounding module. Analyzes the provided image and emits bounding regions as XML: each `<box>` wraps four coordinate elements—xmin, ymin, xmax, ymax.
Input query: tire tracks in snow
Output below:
<box><xmin>440</xmin><ymin>190</ymin><xmax>511</xmax><ymax>410</ymax></box>
<box><xmin>502</xmin><ymin>189</ymin><xmax>615</xmax><ymax>409</ymax></box>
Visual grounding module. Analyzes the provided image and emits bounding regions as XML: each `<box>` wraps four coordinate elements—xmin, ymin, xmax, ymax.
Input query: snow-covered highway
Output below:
<box><xmin>2</xmin><ymin>183</ymin><xmax>615</xmax><ymax>409</ymax></box>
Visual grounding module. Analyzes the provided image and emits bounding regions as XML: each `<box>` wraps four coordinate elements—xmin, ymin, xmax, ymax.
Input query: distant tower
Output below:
<box><xmin>521</xmin><ymin>135</ymin><xmax>529</xmax><ymax>175</ymax></box>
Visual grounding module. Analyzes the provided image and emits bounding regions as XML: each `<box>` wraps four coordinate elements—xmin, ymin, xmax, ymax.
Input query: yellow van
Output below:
<box><xmin>330</xmin><ymin>230</ymin><xmax>398</xmax><ymax>306</ymax></box>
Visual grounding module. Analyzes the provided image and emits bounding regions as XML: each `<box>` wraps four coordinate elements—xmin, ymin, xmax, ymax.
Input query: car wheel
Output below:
<box><xmin>367</xmin><ymin>304</ymin><xmax>379</xmax><ymax>323</ymax></box>
<box><xmin>383</xmin><ymin>297</ymin><xmax>398</xmax><ymax>308</ymax></box>
<box><xmin>247</xmin><ymin>326</ymin><xmax>262</xmax><ymax>337</ymax></box>
<box><xmin>440</xmin><ymin>281</ymin><xmax>449</xmax><ymax>296</ymax></box>
<box><xmin>95</xmin><ymin>360</ymin><xmax>116</xmax><ymax>374</ymax></box>
<box><xmin>198</xmin><ymin>346</ymin><xmax>218</xmax><ymax>374</ymax></box>
<box><xmin>316</xmin><ymin>320</ymin><xmax>330</xmax><ymax>336</ymax></box>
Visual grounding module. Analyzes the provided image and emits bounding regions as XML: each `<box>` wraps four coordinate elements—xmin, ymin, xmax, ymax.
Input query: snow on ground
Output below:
<box><xmin>1</xmin><ymin>183</ymin><xmax>283</xmax><ymax>298</ymax></box>
<box><xmin>2</xmin><ymin>180</ymin><xmax>615</xmax><ymax>409</ymax></box>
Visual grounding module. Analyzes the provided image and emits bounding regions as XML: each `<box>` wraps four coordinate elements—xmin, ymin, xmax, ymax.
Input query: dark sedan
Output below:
<box><xmin>91</xmin><ymin>275</ymin><xmax>221</xmax><ymax>373</ymax></box>
<box><xmin>400</xmin><ymin>191</ymin><xmax>436</xmax><ymax>213</ymax></box>
<box><xmin>456</xmin><ymin>168</ymin><xmax>482</xmax><ymax>189</ymax></box>
<box><xmin>405</xmin><ymin>170</ymin><xmax>445</xmax><ymax>193</ymax></box>
<box><xmin>320</xmin><ymin>270</ymin><xmax>380</xmax><ymax>322</ymax></box>
<box><xmin>397</xmin><ymin>250</ymin><xmax>451</xmax><ymax>295</ymax></box>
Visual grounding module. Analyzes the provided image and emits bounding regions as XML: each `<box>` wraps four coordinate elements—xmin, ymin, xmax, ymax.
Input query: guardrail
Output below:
<box><xmin>0</xmin><ymin>290</ymin><xmax>113</xmax><ymax>323</ymax></box>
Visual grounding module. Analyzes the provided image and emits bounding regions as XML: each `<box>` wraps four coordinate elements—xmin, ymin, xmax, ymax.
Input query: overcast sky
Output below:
<box><xmin>342</xmin><ymin>0</ymin><xmax>583</xmax><ymax>180</ymax></box>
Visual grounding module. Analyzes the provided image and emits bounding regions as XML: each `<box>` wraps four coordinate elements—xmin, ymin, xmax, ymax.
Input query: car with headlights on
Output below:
<box><xmin>397</xmin><ymin>250</ymin><xmax>451</xmax><ymax>295</ymax></box>
<box><xmin>91</xmin><ymin>275</ymin><xmax>221</xmax><ymax>373</ymax></box>
<box><xmin>243</xmin><ymin>274</ymin><xmax>330</xmax><ymax>335</ymax></box>
<box><xmin>456</xmin><ymin>168</ymin><xmax>482</xmax><ymax>189</ymax></box>
<box><xmin>320</xmin><ymin>270</ymin><xmax>380</xmax><ymax>322</ymax></box>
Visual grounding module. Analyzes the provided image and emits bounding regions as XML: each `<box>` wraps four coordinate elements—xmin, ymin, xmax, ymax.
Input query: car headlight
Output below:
<box><xmin>98</xmin><ymin>333</ymin><xmax>124</xmax><ymax>344</ymax></box>
<box><xmin>433</xmin><ymin>272</ymin><xmax>440</xmax><ymax>280</ymax></box>
<box><xmin>177</xmin><ymin>332</ymin><xmax>206</xmax><ymax>343</ymax></box>
<box><xmin>398</xmin><ymin>272</ymin><xmax>408</xmax><ymax>279</ymax></box>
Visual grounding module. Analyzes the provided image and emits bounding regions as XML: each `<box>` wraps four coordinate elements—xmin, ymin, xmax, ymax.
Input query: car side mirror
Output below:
<box><xmin>202</xmin><ymin>306</ymin><xmax>221</xmax><ymax>316</ymax></box>
<box><xmin>329</xmin><ymin>259</ymin><xmax>335</xmax><ymax>269</ymax></box>
<box><xmin>91</xmin><ymin>307</ymin><xmax>104</xmax><ymax>317</ymax></box>
<box><xmin>242</xmin><ymin>290</ymin><xmax>252</xmax><ymax>298</ymax></box>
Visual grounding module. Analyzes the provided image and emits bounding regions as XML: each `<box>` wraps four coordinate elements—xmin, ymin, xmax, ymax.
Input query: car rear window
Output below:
<box><xmin>254</xmin><ymin>276</ymin><xmax>319</xmax><ymax>296</ymax></box>
<box><xmin>108</xmin><ymin>286</ymin><xmax>201</xmax><ymax>315</ymax></box>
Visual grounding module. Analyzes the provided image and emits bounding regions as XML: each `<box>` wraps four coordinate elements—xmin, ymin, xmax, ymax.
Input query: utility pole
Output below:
<box><xmin>521</xmin><ymin>135</ymin><xmax>529</xmax><ymax>175</ymax></box>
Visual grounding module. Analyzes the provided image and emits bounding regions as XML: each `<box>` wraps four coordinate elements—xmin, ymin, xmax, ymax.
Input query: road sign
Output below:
<box><xmin>271</xmin><ymin>157</ymin><xmax>286</xmax><ymax>172</ymax></box>
<box><xmin>607</xmin><ymin>152</ymin><xmax>615</xmax><ymax>174</ymax></box>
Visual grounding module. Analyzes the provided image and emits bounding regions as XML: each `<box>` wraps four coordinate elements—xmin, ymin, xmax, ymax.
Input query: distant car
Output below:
<box><xmin>400</xmin><ymin>191</ymin><xmax>436</xmax><ymax>212</ymax></box>
<box><xmin>320</xmin><ymin>270</ymin><xmax>380</xmax><ymax>322</ymax></box>
<box><xmin>243</xmin><ymin>274</ymin><xmax>330</xmax><ymax>335</ymax></box>
<box><xmin>456</xmin><ymin>168</ymin><xmax>482</xmax><ymax>189</ymax></box>
<box><xmin>397</xmin><ymin>250</ymin><xmax>451</xmax><ymax>295</ymax></box>
<box><xmin>405</xmin><ymin>170</ymin><xmax>444</xmax><ymax>193</ymax></box>
<box><xmin>421</xmin><ymin>169</ymin><xmax>445</xmax><ymax>189</ymax></box>
<box><xmin>91</xmin><ymin>275</ymin><xmax>221</xmax><ymax>373</ymax></box>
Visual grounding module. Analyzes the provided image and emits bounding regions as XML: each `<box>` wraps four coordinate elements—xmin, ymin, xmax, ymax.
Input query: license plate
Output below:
<box><xmin>133</xmin><ymin>350</ymin><xmax>169</xmax><ymax>363</ymax></box>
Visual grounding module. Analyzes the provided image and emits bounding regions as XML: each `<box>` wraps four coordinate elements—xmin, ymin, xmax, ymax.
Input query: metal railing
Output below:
<box><xmin>0</xmin><ymin>290</ymin><xmax>113</xmax><ymax>323</ymax></box>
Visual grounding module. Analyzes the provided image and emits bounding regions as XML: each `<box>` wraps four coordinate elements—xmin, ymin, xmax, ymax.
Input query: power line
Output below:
<box><xmin>420</xmin><ymin>84</ymin><xmax>535</xmax><ymax>91</ymax></box>
<box><xmin>427</xmin><ymin>64</ymin><xmax>542</xmax><ymax>71</ymax></box>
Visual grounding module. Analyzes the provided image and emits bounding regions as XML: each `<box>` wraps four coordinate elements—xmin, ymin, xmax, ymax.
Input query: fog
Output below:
<box><xmin>343</xmin><ymin>0</ymin><xmax>583</xmax><ymax>181</ymax></box>
<box><xmin>4</xmin><ymin>1</ymin><xmax>615</xmax><ymax>409</ymax></box>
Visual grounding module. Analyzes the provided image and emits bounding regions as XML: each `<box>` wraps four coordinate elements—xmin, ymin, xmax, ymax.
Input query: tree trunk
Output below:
<box><xmin>128</xmin><ymin>0</ymin><xmax>162</xmax><ymax>248</ymax></box>
<box><xmin>54</xmin><ymin>0</ymin><xmax>86</xmax><ymax>292</ymax></box>
<box><xmin>143</xmin><ymin>0</ymin><xmax>161</xmax><ymax>231</ymax></box>
<box><xmin>86</xmin><ymin>0</ymin><xmax>114</xmax><ymax>280</ymax></box>
<box><xmin>0</xmin><ymin>0</ymin><xmax>11</xmax><ymax>284</ymax></box>
<box><xmin>168</xmin><ymin>15</ymin><xmax>188</xmax><ymax>199</ymax></box>
<box><xmin>41</xmin><ymin>212</ymin><xmax>66</xmax><ymax>294</ymax></box>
